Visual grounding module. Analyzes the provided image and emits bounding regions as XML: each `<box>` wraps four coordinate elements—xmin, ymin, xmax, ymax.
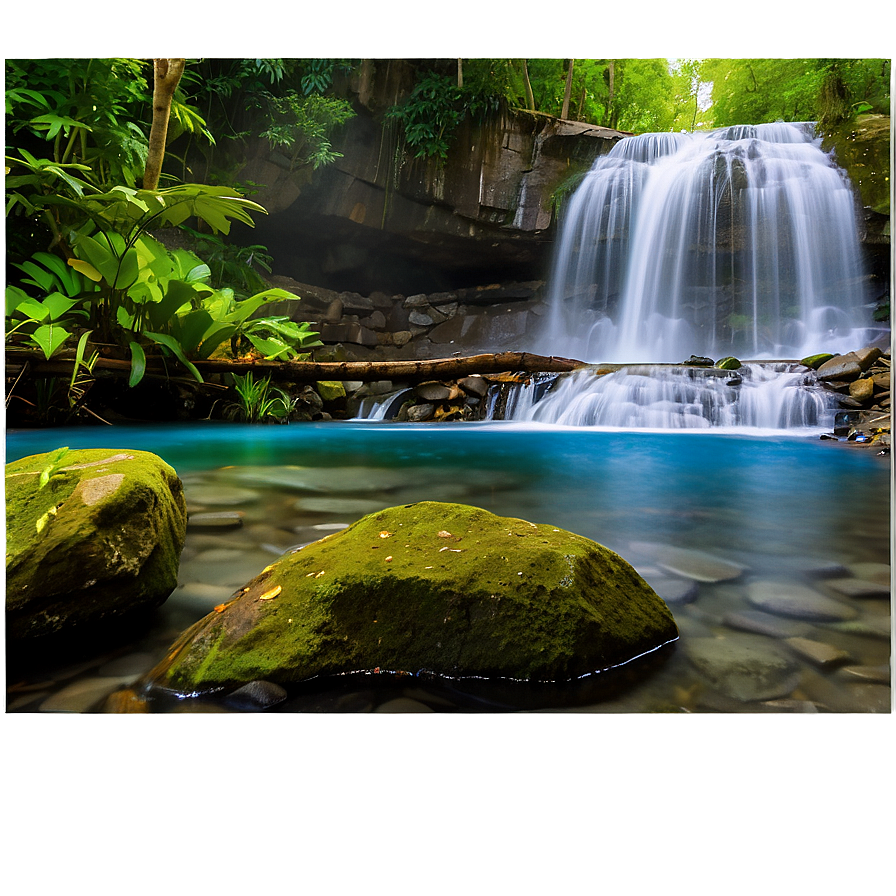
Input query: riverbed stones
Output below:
<box><xmin>785</xmin><ymin>636</ymin><xmax>852</xmax><ymax>668</ymax></box>
<box><xmin>823</xmin><ymin>577</ymin><xmax>890</xmax><ymax>599</ymax></box>
<box><xmin>6</xmin><ymin>448</ymin><xmax>187</xmax><ymax>647</ymax></box>
<box><xmin>630</xmin><ymin>541</ymin><xmax>745</xmax><ymax>583</ymax></box>
<box><xmin>684</xmin><ymin>635</ymin><xmax>802</xmax><ymax>702</ymax></box>
<box><xmin>746</xmin><ymin>579</ymin><xmax>858</xmax><ymax>622</ymax></box>
<box><xmin>145</xmin><ymin>502</ymin><xmax>679</xmax><ymax>700</ymax></box>
<box><xmin>816</xmin><ymin>353</ymin><xmax>863</xmax><ymax>381</ymax></box>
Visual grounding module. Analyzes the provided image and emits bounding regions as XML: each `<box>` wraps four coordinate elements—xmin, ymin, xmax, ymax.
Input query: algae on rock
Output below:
<box><xmin>5</xmin><ymin>448</ymin><xmax>187</xmax><ymax>644</ymax></box>
<box><xmin>149</xmin><ymin>501</ymin><xmax>678</xmax><ymax>697</ymax></box>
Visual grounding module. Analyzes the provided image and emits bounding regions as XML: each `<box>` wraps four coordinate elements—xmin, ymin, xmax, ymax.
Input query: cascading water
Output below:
<box><xmin>536</xmin><ymin>121</ymin><xmax>877</xmax><ymax>363</ymax></box>
<box><xmin>502</xmin><ymin>363</ymin><xmax>837</xmax><ymax>431</ymax></box>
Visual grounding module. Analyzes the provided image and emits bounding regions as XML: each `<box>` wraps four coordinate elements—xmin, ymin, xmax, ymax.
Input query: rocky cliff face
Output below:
<box><xmin>235</xmin><ymin>60</ymin><xmax>628</xmax><ymax>295</ymax></box>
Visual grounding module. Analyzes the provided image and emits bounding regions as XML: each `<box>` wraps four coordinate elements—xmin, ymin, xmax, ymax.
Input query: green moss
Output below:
<box><xmin>157</xmin><ymin>501</ymin><xmax>678</xmax><ymax>692</ymax></box>
<box><xmin>5</xmin><ymin>448</ymin><xmax>187</xmax><ymax>639</ymax></box>
<box><xmin>822</xmin><ymin>114</ymin><xmax>890</xmax><ymax>215</ymax></box>
<box><xmin>315</xmin><ymin>380</ymin><xmax>346</xmax><ymax>402</ymax></box>
<box><xmin>800</xmin><ymin>353</ymin><xmax>837</xmax><ymax>370</ymax></box>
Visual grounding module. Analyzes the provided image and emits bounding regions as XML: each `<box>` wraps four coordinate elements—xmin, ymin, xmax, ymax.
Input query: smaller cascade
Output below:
<box><xmin>499</xmin><ymin>364</ymin><xmax>837</xmax><ymax>430</ymax></box>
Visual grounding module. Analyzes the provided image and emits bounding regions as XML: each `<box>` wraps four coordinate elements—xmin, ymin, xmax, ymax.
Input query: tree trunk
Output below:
<box><xmin>561</xmin><ymin>59</ymin><xmax>575</xmax><ymax>119</ymax></box>
<box><xmin>7</xmin><ymin>351</ymin><xmax>586</xmax><ymax>384</ymax></box>
<box><xmin>457</xmin><ymin>59</ymin><xmax>463</xmax><ymax>90</ymax></box>
<box><xmin>143</xmin><ymin>58</ymin><xmax>186</xmax><ymax>190</ymax></box>
<box><xmin>521</xmin><ymin>59</ymin><xmax>535</xmax><ymax>110</ymax></box>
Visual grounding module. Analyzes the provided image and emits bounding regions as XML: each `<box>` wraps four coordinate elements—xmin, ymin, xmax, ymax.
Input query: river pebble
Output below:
<box><xmin>187</xmin><ymin>511</ymin><xmax>244</xmax><ymax>529</ymax></box>
<box><xmin>723</xmin><ymin>609</ymin><xmax>813</xmax><ymax>639</ymax></box>
<box><xmin>823</xmin><ymin>578</ymin><xmax>891</xmax><ymax>600</ymax></box>
<box><xmin>785</xmin><ymin>636</ymin><xmax>852</xmax><ymax>668</ymax></box>
<box><xmin>40</xmin><ymin>676</ymin><xmax>137</xmax><ymax>712</ymax></box>
<box><xmin>630</xmin><ymin>541</ymin><xmax>745</xmax><ymax>582</ymax></box>
<box><xmin>184</xmin><ymin>484</ymin><xmax>260</xmax><ymax>506</ymax></box>
<box><xmin>747</xmin><ymin>580</ymin><xmax>857</xmax><ymax>621</ymax></box>
<box><xmin>757</xmin><ymin>698</ymin><xmax>820</xmax><ymax>713</ymax></box>
<box><xmin>225</xmin><ymin>680</ymin><xmax>288</xmax><ymax>711</ymax></box>
<box><xmin>836</xmin><ymin>664</ymin><xmax>891</xmax><ymax>685</ymax></box>
<box><xmin>684</xmin><ymin>635</ymin><xmax>802</xmax><ymax>702</ymax></box>
<box><xmin>296</xmin><ymin>496</ymin><xmax>390</xmax><ymax>515</ymax></box>
<box><xmin>846</xmin><ymin>562</ymin><xmax>891</xmax><ymax>585</ymax></box>
<box><xmin>823</xmin><ymin>617</ymin><xmax>892</xmax><ymax>640</ymax></box>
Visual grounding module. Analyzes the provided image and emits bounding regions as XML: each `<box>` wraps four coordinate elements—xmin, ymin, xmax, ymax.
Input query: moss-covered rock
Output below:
<box><xmin>822</xmin><ymin>114</ymin><xmax>890</xmax><ymax>215</ymax></box>
<box><xmin>800</xmin><ymin>353</ymin><xmax>837</xmax><ymax>370</ymax></box>
<box><xmin>147</xmin><ymin>502</ymin><xmax>678</xmax><ymax>699</ymax></box>
<box><xmin>5</xmin><ymin>448</ymin><xmax>186</xmax><ymax>645</ymax></box>
<box><xmin>715</xmin><ymin>356</ymin><xmax>742</xmax><ymax>371</ymax></box>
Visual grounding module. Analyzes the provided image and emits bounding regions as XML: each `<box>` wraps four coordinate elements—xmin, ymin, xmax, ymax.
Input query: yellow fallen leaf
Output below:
<box><xmin>259</xmin><ymin>585</ymin><xmax>282</xmax><ymax>600</ymax></box>
<box><xmin>438</xmin><ymin>530</ymin><xmax>452</xmax><ymax>538</ymax></box>
<box><xmin>385</xmin><ymin>556</ymin><xmax>393</xmax><ymax>562</ymax></box>
<box><xmin>214</xmin><ymin>603</ymin><xmax>227</xmax><ymax>613</ymax></box>
<box><xmin>314</xmin><ymin>571</ymin><xmax>325</xmax><ymax>578</ymax></box>
<box><xmin>379</xmin><ymin>531</ymin><xmax>392</xmax><ymax>538</ymax></box>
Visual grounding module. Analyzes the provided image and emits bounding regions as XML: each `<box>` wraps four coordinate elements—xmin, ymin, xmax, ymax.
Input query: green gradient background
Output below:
<box><xmin>0</xmin><ymin>0</ymin><xmax>896</xmax><ymax>896</ymax></box>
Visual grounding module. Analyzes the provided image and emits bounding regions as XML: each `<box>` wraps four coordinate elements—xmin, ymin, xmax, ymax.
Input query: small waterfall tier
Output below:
<box><xmin>537</xmin><ymin>121</ymin><xmax>880</xmax><ymax>363</ymax></box>
<box><xmin>499</xmin><ymin>364</ymin><xmax>836</xmax><ymax>430</ymax></box>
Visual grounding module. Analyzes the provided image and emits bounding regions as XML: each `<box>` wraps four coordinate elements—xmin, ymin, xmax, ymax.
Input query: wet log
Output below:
<box><xmin>6</xmin><ymin>351</ymin><xmax>586</xmax><ymax>383</ymax></box>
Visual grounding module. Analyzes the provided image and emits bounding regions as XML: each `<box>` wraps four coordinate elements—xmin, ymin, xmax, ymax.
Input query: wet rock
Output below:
<box><xmin>458</xmin><ymin>375</ymin><xmax>490</xmax><ymax>398</ymax></box>
<box><xmin>823</xmin><ymin>617</ymin><xmax>891</xmax><ymax>640</ymax></box>
<box><xmin>747</xmin><ymin>580</ymin><xmax>857</xmax><ymax>622</ymax></box>
<box><xmin>406</xmin><ymin>403</ymin><xmax>435</xmax><ymax>422</ymax></box>
<box><xmin>392</xmin><ymin>330</ymin><xmax>413</xmax><ymax>347</ymax></box>
<box><xmin>816</xmin><ymin>353</ymin><xmax>862</xmax><ymax>381</ymax></box>
<box><xmin>854</xmin><ymin>346</ymin><xmax>883</xmax><ymax>370</ymax></box>
<box><xmin>408</xmin><ymin>310</ymin><xmax>434</xmax><ymax>327</ymax></box>
<box><xmin>630</xmin><ymin>541</ymin><xmax>745</xmax><ymax>582</ymax></box>
<box><xmin>187</xmin><ymin>511</ymin><xmax>244</xmax><ymax>529</ymax></box>
<box><xmin>849</xmin><ymin>378</ymin><xmax>875</xmax><ymax>402</ymax></box>
<box><xmin>225</xmin><ymin>680</ymin><xmax>288</xmax><ymax>711</ymax></box>
<box><xmin>723</xmin><ymin>609</ymin><xmax>812</xmax><ymax>639</ymax></box>
<box><xmin>785</xmin><ymin>636</ymin><xmax>852</xmax><ymax>668</ymax></box>
<box><xmin>6</xmin><ymin>448</ymin><xmax>186</xmax><ymax>647</ymax></box>
<box><xmin>715</xmin><ymin>356</ymin><xmax>742</xmax><ymax>370</ymax></box>
<box><xmin>824</xmin><ymin>578</ymin><xmax>890</xmax><ymax>600</ymax></box>
<box><xmin>145</xmin><ymin>502</ymin><xmax>679</xmax><ymax>702</ymax></box>
<box><xmin>684</xmin><ymin>636</ymin><xmax>802</xmax><ymax>702</ymax></box>
<box><xmin>414</xmin><ymin>381</ymin><xmax>454</xmax><ymax>402</ymax></box>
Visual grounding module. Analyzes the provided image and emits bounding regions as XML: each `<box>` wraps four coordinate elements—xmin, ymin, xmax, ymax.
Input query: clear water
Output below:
<box><xmin>6</xmin><ymin>422</ymin><xmax>891</xmax><ymax>713</ymax></box>
<box><xmin>536</xmin><ymin>122</ymin><xmax>881</xmax><ymax>362</ymax></box>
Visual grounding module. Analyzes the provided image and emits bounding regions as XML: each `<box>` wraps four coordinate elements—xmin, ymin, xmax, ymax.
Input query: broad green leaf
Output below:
<box><xmin>245</xmin><ymin>333</ymin><xmax>292</xmax><ymax>360</ymax></box>
<box><xmin>41</xmin><ymin>292</ymin><xmax>78</xmax><ymax>321</ymax></box>
<box><xmin>115</xmin><ymin>247</ymin><xmax>140</xmax><ymax>290</ymax></box>
<box><xmin>75</xmin><ymin>235</ymin><xmax>119</xmax><ymax>285</ymax></box>
<box><xmin>70</xmin><ymin>330</ymin><xmax>94</xmax><ymax>392</ymax></box>
<box><xmin>16</xmin><ymin>260</ymin><xmax>56</xmax><ymax>293</ymax></box>
<box><xmin>15</xmin><ymin>297</ymin><xmax>52</xmax><ymax>322</ymax></box>
<box><xmin>128</xmin><ymin>341</ymin><xmax>146</xmax><ymax>387</ymax></box>
<box><xmin>67</xmin><ymin>258</ymin><xmax>103</xmax><ymax>282</ymax></box>
<box><xmin>144</xmin><ymin>280</ymin><xmax>197</xmax><ymax>330</ymax></box>
<box><xmin>174</xmin><ymin>309</ymin><xmax>214</xmax><ymax>354</ymax></box>
<box><xmin>6</xmin><ymin>285</ymin><xmax>32</xmax><ymax>316</ymax></box>
<box><xmin>194</xmin><ymin>321</ymin><xmax>237</xmax><ymax>359</ymax></box>
<box><xmin>116</xmin><ymin>305</ymin><xmax>136</xmax><ymax>329</ymax></box>
<box><xmin>145</xmin><ymin>332</ymin><xmax>204</xmax><ymax>382</ymax></box>
<box><xmin>35</xmin><ymin>252</ymin><xmax>78</xmax><ymax>294</ymax></box>
<box><xmin>30</xmin><ymin>322</ymin><xmax>71</xmax><ymax>359</ymax></box>
<box><xmin>185</xmin><ymin>263</ymin><xmax>211</xmax><ymax>283</ymax></box>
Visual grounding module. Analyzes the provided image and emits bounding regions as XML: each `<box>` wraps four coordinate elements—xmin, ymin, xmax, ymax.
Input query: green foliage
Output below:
<box><xmin>387</xmin><ymin>72</ymin><xmax>463</xmax><ymax>160</ymax></box>
<box><xmin>178</xmin><ymin>225</ymin><xmax>273</xmax><ymax>294</ymax></box>
<box><xmin>36</xmin><ymin>447</ymin><xmax>72</xmax><ymax>490</ymax></box>
<box><xmin>224</xmin><ymin>372</ymin><xmax>297</xmax><ymax>423</ymax></box>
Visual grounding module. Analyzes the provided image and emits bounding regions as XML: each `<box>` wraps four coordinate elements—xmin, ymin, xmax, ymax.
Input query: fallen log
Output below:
<box><xmin>5</xmin><ymin>351</ymin><xmax>586</xmax><ymax>383</ymax></box>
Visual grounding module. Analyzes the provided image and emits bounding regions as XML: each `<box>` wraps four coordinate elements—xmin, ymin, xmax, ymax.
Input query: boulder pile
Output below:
<box><xmin>803</xmin><ymin>345</ymin><xmax>891</xmax><ymax>447</ymax></box>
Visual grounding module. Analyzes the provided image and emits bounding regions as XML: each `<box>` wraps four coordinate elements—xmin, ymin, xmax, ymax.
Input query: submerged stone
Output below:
<box><xmin>142</xmin><ymin>502</ymin><xmax>678</xmax><ymax>706</ymax></box>
<box><xmin>5</xmin><ymin>448</ymin><xmax>186</xmax><ymax>649</ymax></box>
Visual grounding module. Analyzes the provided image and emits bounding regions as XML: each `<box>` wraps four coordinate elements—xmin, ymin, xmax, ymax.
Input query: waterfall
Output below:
<box><xmin>498</xmin><ymin>364</ymin><xmax>837</xmax><ymax>431</ymax></box>
<box><xmin>537</xmin><ymin>121</ymin><xmax>878</xmax><ymax>363</ymax></box>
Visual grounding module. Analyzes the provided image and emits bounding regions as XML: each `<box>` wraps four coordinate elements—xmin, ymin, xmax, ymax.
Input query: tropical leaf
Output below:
<box><xmin>30</xmin><ymin>322</ymin><xmax>72</xmax><ymax>359</ymax></box>
<box><xmin>67</xmin><ymin>258</ymin><xmax>103</xmax><ymax>282</ymax></box>
<box><xmin>145</xmin><ymin>331</ymin><xmax>204</xmax><ymax>382</ymax></box>
<box><xmin>128</xmin><ymin>341</ymin><xmax>147</xmax><ymax>387</ymax></box>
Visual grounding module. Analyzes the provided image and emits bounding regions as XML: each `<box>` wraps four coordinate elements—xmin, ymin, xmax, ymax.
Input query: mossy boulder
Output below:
<box><xmin>822</xmin><ymin>114</ymin><xmax>890</xmax><ymax>215</ymax></box>
<box><xmin>5</xmin><ymin>448</ymin><xmax>186</xmax><ymax>646</ymax></box>
<box><xmin>715</xmin><ymin>356</ymin><xmax>742</xmax><ymax>371</ymax></box>
<box><xmin>147</xmin><ymin>502</ymin><xmax>678</xmax><ymax>700</ymax></box>
<box><xmin>800</xmin><ymin>353</ymin><xmax>837</xmax><ymax>370</ymax></box>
